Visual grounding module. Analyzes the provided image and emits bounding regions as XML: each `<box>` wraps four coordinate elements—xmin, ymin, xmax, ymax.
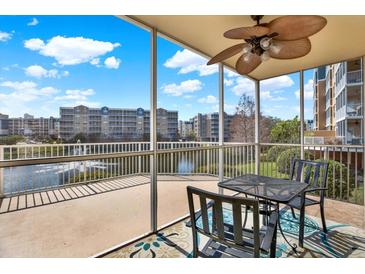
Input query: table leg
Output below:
<box><xmin>262</xmin><ymin>201</ymin><xmax>268</xmax><ymax>226</ymax></box>
<box><xmin>270</xmin><ymin>218</ymin><xmax>278</xmax><ymax>258</ymax></box>
<box><xmin>299</xmin><ymin>192</ymin><xmax>306</xmax><ymax>248</ymax></box>
<box><xmin>276</xmin><ymin>202</ymin><xmax>298</xmax><ymax>254</ymax></box>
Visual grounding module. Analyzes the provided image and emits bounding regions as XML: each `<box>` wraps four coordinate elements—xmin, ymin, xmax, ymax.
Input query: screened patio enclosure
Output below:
<box><xmin>1</xmin><ymin>15</ymin><xmax>365</xmax><ymax>257</ymax></box>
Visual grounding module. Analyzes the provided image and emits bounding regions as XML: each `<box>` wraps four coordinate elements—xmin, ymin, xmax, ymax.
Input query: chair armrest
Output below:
<box><xmin>260</xmin><ymin>211</ymin><xmax>278</xmax><ymax>253</ymax></box>
<box><xmin>304</xmin><ymin>187</ymin><xmax>328</xmax><ymax>193</ymax></box>
<box><xmin>185</xmin><ymin>200</ymin><xmax>215</xmax><ymax>227</ymax></box>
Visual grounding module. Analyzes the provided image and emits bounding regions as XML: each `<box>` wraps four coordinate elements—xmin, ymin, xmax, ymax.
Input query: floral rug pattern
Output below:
<box><xmin>104</xmin><ymin>208</ymin><xmax>365</xmax><ymax>258</ymax></box>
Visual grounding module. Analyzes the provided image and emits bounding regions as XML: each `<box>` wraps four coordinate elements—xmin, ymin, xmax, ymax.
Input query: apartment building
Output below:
<box><xmin>334</xmin><ymin>58</ymin><xmax>363</xmax><ymax>144</ymax></box>
<box><xmin>191</xmin><ymin>112</ymin><xmax>233</xmax><ymax>142</ymax></box>
<box><xmin>7</xmin><ymin>114</ymin><xmax>59</xmax><ymax>138</ymax></box>
<box><xmin>0</xmin><ymin>113</ymin><xmax>9</xmax><ymax>136</ymax></box>
<box><xmin>313</xmin><ymin>66</ymin><xmax>327</xmax><ymax>131</ymax></box>
<box><xmin>325</xmin><ymin>65</ymin><xmax>336</xmax><ymax>130</ymax></box>
<box><xmin>178</xmin><ymin>120</ymin><xmax>194</xmax><ymax>139</ymax></box>
<box><xmin>312</xmin><ymin>58</ymin><xmax>363</xmax><ymax>145</ymax></box>
<box><xmin>59</xmin><ymin>105</ymin><xmax>178</xmax><ymax>141</ymax></box>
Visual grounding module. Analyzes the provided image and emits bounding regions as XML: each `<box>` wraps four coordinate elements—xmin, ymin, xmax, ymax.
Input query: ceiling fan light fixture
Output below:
<box><xmin>242</xmin><ymin>44</ymin><xmax>253</xmax><ymax>54</ymax></box>
<box><xmin>260</xmin><ymin>37</ymin><xmax>272</xmax><ymax>50</ymax></box>
<box><xmin>243</xmin><ymin>52</ymin><xmax>252</xmax><ymax>63</ymax></box>
<box><xmin>270</xmin><ymin>42</ymin><xmax>282</xmax><ymax>54</ymax></box>
<box><xmin>260</xmin><ymin>51</ymin><xmax>271</xmax><ymax>62</ymax></box>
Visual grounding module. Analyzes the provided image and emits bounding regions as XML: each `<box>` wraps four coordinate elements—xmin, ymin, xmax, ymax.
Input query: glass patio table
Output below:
<box><xmin>218</xmin><ymin>174</ymin><xmax>309</xmax><ymax>252</ymax></box>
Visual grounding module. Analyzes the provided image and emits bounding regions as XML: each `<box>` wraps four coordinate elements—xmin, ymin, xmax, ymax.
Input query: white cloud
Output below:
<box><xmin>261</xmin><ymin>75</ymin><xmax>294</xmax><ymax>91</ymax></box>
<box><xmin>295</xmin><ymin>79</ymin><xmax>314</xmax><ymax>100</ymax></box>
<box><xmin>24</xmin><ymin>38</ymin><xmax>44</xmax><ymax>50</ymax></box>
<box><xmin>104</xmin><ymin>56</ymin><xmax>121</xmax><ymax>69</ymax></box>
<box><xmin>25</xmin><ymin>65</ymin><xmax>68</xmax><ymax>79</ymax></box>
<box><xmin>225</xmin><ymin>69</ymin><xmax>239</xmax><ymax>78</ymax></box>
<box><xmin>212</xmin><ymin>103</ymin><xmax>237</xmax><ymax>113</ymax></box>
<box><xmin>90</xmin><ymin>58</ymin><xmax>100</xmax><ymax>66</ymax></box>
<box><xmin>231</xmin><ymin>77</ymin><xmax>255</xmax><ymax>96</ymax></box>
<box><xmin>0</xmin><ymin>80</ymin><xmax>59</xmax><ymax>111</ymax></box>
<box><xmin>261</xmin><ymin>91</ymin><xmax>272</xmax><ymax>100</ymax></box>
<box><xmin>198</xmin><ymin>95</ymin><xmax>218</xmax><ymax>104</ymax></box>
<box><xmin>0</xmin><ymin>80</ymin><xmax>98</xmax><ymax>117</ymax></box>
<box><xmin>224</xmin><ymin>103</ymin><xmax>237</xmax><ymax>113</ymax></box>
<box><xmin>260</xmin><ymin>90</ymin><xmax>286</xmax><ymax>101</ymax></box>
<box><xmin>164</xmin><ymin>49</ymin><xmax>218</xmax><ymax>76</ymax></box>
<box><xmin>27</xmin><ymin>18</ymin><xmax>39</xmax><ymax>26</ymax></box>
<box><xmin>24</xmin><ymin>36</ymin><xmax>120</xmax><ymax>66</ymax></box>
<box><xmin>55</xmin><ymin>89</ymin><xmax>95</xmax><ymax>101</ymax></box>
<box><xmin>1</xmin><ymin>80</ymin><xmax>38</xmax><ymax>90</ymax></box>
<box><xmin>224</xmin><ymin>78</ymin><xmax>234</xmax><ymax>87</ymax></box>
<box><xmin>54</xmin><ymin>89</ymin><xmax>99</xmax><ymax>107</ymax></box>
<box><xmin>0</xmin><ymin>31</ymin><xmax>12</xmax><ymax>42</ymax></box>
<box><xmin>161</xmin><ymin>79</ymin><xmax>203</xmax><ymax>96</ymax></box>
<box><xmin>2</xmin><ymin>64</ymin><xmax>19</xmax><ymax>71</ymax></box>
<box><xmin>230</xmin><ymin>75</ymin><xmax>294</xmax><ymax>102</ymax></box>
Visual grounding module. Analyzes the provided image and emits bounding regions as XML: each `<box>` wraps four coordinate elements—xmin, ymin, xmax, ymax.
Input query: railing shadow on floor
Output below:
<box><xmin>0</xmin><ymin>174</ymin><xmax>219</xmax><ymax>214</ymax></box>
<box><xmin>0</xmin><ymin>174</ymin><xmax>151</xmax><ymax>214</ymax></box>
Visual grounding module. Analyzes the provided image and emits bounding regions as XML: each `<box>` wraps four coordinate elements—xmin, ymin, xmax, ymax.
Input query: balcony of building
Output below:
<box><xmin>347</xmin><ymin>59</ymin><xmax>363</xmax><ymax>85</ymax></box>
<box><xmin>347</xmin><ymin>85</ymin><xmax>363</xmax><ymax>117</ymax></box>
<box><xmin>346</xmin><ymin>120</ymin><xmax>363</xmax><ymax>145</ymax></box>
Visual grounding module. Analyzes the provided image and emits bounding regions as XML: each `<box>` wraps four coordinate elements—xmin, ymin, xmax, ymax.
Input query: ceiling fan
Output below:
<box><xmin>207</xmin><ymin>15</ymin><xmax>327</xmax><ymax>75</ymax></box>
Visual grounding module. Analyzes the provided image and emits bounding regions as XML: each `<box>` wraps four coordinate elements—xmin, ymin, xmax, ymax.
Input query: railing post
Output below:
<box><xmin>0</xmin><ymin>145</ymin><xmax>4</xmax><ymax>198</ymax></box>
<box><xmin>300</xmin><ymin>70</ymin><xmax>305</xmax><ymax>160</ymax></box>
<box><xmin>218</xmin><ymin>63</ymin><xmax>224</xmax><ymax>193</ymax></box>
<box><xmin>170</xmin><ymin>143</ymin><xmax>174</xmax><ymax>174</ymax></box>
<box><xmin>255</xmin><ymin>80</ymin><xmax>260</xmax><ymax>175</ymax></box>
<box><xmin>138</xmin><ymin>143</ymin><xmax>142</xmax><ymax>174</ymax></box>
<box><xmin>150</xmin><ymin>27</ymin><xmax>158</xmax><ymax>232</ymax></box>
<box><xmin>362</xmin><ymin>56</ymin><xmax>365</xmax><ymax>207</ymax></box>
<box><xmin>207</xmin><ymin>148</ymin><xmax>210</xmax><ymax>175</ymax></box>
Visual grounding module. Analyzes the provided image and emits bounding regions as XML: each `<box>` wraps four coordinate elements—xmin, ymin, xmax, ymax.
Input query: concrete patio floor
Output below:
<box><xmin>0</xmin><ymin>174</ymin><xmax>219</xmax><ymax>257</ymax></box>
<box><xmin>0</xmin><ymin>174</ymin><xmax>363</xmax><ymax>257</ymax></box>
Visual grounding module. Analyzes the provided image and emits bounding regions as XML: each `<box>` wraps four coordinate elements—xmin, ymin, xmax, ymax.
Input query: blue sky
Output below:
<box><xmin>0</xmin><ymin>15</ymin><xmax>315</xmax><ymax>121</ymax></box>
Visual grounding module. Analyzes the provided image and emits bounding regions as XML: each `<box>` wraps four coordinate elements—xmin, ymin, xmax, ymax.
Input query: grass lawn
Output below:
<box><xmin>223</xmin><ymin>161</ymin><xmax>289</xmax><ymax>179</ymax></box>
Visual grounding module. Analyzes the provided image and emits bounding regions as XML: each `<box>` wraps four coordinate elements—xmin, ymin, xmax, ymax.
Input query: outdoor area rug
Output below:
<box><xmin>104</xmin><ymin>207</ymin><xmax>365</xmax><ymax>258</ymax></box>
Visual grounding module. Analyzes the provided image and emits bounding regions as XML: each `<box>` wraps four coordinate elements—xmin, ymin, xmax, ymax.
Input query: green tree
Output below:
<box><xmin>270</xmin><ymin>116</ymin><xmax>300</xmax><ymax>143</ymax></box>
<box><xmin>183</xmin><ymin>131</ymin><xmax>197</xmax><ymax>141</ymax></box>
<box><xmin>71</xmin><ymin>133</ymin><xmax>87</xmax><ymax>143</ymax></box>
<box><xmin>0</xmin><ymin>135</ymin><xmax>25</xmax><ymax>145</ymax></box>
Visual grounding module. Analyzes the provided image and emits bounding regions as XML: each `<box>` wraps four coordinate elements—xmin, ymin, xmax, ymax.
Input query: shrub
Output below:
<box><xmin>266</xmin><ymin>146</ymin><xmax>288</xmax><ymax>162</ymax></box>
<box><xmin>0</xmin><ymin>135</ymin><xmax>25</xmax><ymax>145</ymax></box>
<box><xmin>276</xmin><ymin>148</ymin><xmax>312</xmax><ymax>174</ymax></box>
<box><xmin>350</xmin><ymin>186</ymin><xmax>364</xmax><ymax>205</ymax></box>
<box><xmin>324</xmin><ymin>159</ymin><xmax>354</xmax><ymax>201</ymax></box>
<box><xmin>276</xmin><ymin>155</ymin><xmax>354</xmax><ymax>202</ymax></box>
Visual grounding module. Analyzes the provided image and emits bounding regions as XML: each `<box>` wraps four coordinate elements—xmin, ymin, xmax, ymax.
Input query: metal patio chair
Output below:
<box><xmin>187</xmin><ymin>186</ymin><xmax>278</xmax><ymax>258</ymax></box>
<box><xmin>287</xmin><ymin>159</ymin><xmax>329</xmax><ymax>233</ymax></box>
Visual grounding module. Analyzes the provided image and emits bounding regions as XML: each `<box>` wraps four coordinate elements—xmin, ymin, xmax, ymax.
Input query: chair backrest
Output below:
<box><xmin>187</xmin><ymin>186</ymin><xmax>260</xmax><ymax>257</ymax></box>
<box><xmin>290</xmin><ymin>159</ymin><xmax>329</xmax><ymax>191</ymax></box>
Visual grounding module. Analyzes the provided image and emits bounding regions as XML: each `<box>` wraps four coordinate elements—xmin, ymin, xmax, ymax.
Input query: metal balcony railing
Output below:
<box><xmin>347</xmin><ymin>104</ymin><xmax>362</xmax><ymax>117</ymax></box>
<box><xmin>0</xmin><ymin>142</ymin><xmax>364</xmax><ymax>205</ymax></box>
<box><xmin>347</xmin><ymin>70</ymin><xmax>362</xmax><ymax>85</ymax></box>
